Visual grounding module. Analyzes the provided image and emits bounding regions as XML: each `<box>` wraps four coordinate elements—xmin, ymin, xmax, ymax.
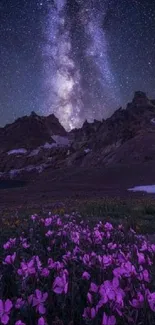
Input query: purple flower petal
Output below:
<box><xmin>0</xmin><ymin>300</ymin><xmax>4</xmax><ymax>314</ymax></box>
<box><xmin>15</xmin><ymin>321</ymin><xmax>26</xmax><ymax>325</ymax></box>
<box><xmin>4</xmin><ymin>300</ymin><xmax>13</xmax><ymax>312</ymax></box>
<box><xmin>32</xmin><ymin>297</ymin><xmax>38</xmax><ymax>307</ymax></box>
<box><xmin>38</xmin><ymin>317</ymin><xmax>45</xmax><ymax>325</ymax></box>
<box><xmin>38</xmin><ymin>304</ymin><xmax>46</xmax><ymax>315</ymax></box>
<box><xmin>53</xmin><ymin>286</ymin><xmax>63</xmax><ymax>294</ymax></box>
<box><xmin>42</xmin><ymin>293</ymin><xmax>48</xmax><ymax>302</ymax></box>
<box><xmin>90</xmin><ymin>282</ymin><xmax>98</xmax><ymax>293</ymax></box>
<box><xmin>35</xmin><ymin>289</ymin><xmax>42</xmax><ymax>300</ymax></box>
<box><xmin>1</xmin><ymin>314</ymin><xmax>9</xmax><ymax>325</ymax></box>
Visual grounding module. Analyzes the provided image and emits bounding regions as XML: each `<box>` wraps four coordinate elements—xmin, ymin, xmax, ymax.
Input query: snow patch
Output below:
<box><xmin>84</xmin><ymin>148</ymin><xmax>91</xmax><ymax>154</ymax></box>
<box><xmin>9</xmin><ymin>169</ymin><xmax>21</xmax><ymax>177</ymax></box>
<box><xmin>28</xmin><ymin>141</ymin><xmax>57</xmax><ymax>156</ymax></box>
<box><xmin>35</xmin><ymin>163</ymin><xmax>48</xmax><ymax>173</ymax></box>
<box><xmin>22</xmin><ymin>163</ymin><xmax>48</xmax><ymax>173</ymax></box>
<box><xmin>51</xmin><ymin>135</ymin><xmax>70</xmax><ymax>147</ymax></box>
<box><xmin>43</xmin><ymin>142</ymin><xmax>57</xmax><ymax>149</ymax></box>
<box><xmin>9</xmin><ymin>164</ymin><xmax>48</xmax><ymax>178</ymax></box>
<box><xmin>0</xmin><ymin>163</ymin><xmax>49</xmax><ymax>179</ymax></box>
<box><xmin>67</xmin><ymin>150</ymin><xmax>70</xmax><ymax>156</ymax></box>
<box><xmin>6</xmin><ymin>136</ymin><xmax>70</xmax><ymax>158</ymax></box>
<box><xmin>7</xmin><ymin>148</ymin><xmax>27</xmax><ymax>155</ymax></box>
<box><xmin>28</xmin><ymin>148</ymin><xmax>41</xmax><ymax>157</ymax></box>
<box><xmin>128</xmin><ymin>185</ymin><xmax>155</xmax><ymax>194</ymax></box>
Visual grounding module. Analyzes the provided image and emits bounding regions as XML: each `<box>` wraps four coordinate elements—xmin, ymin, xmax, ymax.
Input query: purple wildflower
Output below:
<box><xmin>15</xmin><ymin>298</ymin><xmax>25</xmax><ymax>309</ymax></box>
<box><xmin>102</xmin><ymin>312</ymin><xmax>116</xmax><ymax>325</ymax></box>
<box><xmin>0</xmin><ymin>299</ymin><xmax>13</xmax><ymax>325</ymax></box>
<box><xmin>53</xmin><ymin>270</ymin><xmax>68</xmax><ymax>294</ymax></box>
<box><xmin>29</xmin><ymin>289</ymin><xmax>48</xmax><ymax>315</ymax></box>
<box><xmin>82</xmin><ymin>271</ymin><xmax>91</xmax><ymax>280</ymax></box>
<box><xmin>38</xmin><ymin>317</ymin><xmax>46</xmax><ymax>325</ymax></box>
<box><xmin>15</xmin><ymin>321</ymin><xmax>26</xmax><ymax>325</ymax></box>
<box><xmin>4</xmin><ymin>252</ymin><xmax>16</xmax><ymax>265</ymax></box>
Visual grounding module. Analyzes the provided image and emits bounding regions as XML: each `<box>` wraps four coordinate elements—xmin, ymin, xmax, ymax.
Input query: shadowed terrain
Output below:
<box><xmin>1</xmin><ymin>162</ymin><xmax>155</xmax><ymax>210</ymax></box>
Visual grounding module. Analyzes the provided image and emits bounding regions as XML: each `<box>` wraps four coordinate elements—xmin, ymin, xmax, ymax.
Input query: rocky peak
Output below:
<box><xmin>132</xmin><ymin>91</ymin><xmax>149</xmax><ymax>106</ymax></box>
<box><xmin>43</xmin><ymin>114</ymin><xmax>67</xmax><ymax>136</ymax></box>
<box><xmin>108</xmin><ymin>107</ymin><xmax>125</xmax><ymax>123</ymax></box>
<box><xmin>0</xmin><ymin>112</ymin><xmax>67</xmax><ymax>152</ymax></box>
<box><xmin>30</xmin><ymin>111</ymin><xmax>38</xmax><ymax>117</ymax></box>
<box><xmin>126</xmin><ymin>91</ymin><xmax>153</xmax><ymax>113</ymax></box>
<box><xmin>83</xmin><ymin>119</ymin><xmax>89</xmax><ymax>127</ymax></box>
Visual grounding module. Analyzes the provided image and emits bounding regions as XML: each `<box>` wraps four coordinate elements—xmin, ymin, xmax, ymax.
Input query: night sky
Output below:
<box><xmin>0</xmin><ymin>0</ymin><xmax>155</xmax><ymax>130</ymax></box>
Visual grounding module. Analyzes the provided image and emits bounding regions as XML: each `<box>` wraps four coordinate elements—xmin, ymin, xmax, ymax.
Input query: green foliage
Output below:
<box><xmin>79</xmin><ymin>199</ymin><xmax>155</xmax><ymax>234</ymax></box>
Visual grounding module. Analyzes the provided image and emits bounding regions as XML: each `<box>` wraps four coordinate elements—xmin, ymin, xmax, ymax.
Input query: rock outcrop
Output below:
<box><xmin>0</xmin><ymin>112</ymin><xmax>67</xmax><ymax>153</ymax></box>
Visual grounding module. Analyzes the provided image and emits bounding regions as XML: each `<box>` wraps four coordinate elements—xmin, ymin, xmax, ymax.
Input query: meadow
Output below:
<box><xmin>1</xmin><ymin>198</ymin><xmax>155</xmax><ymax>325</ymax></box>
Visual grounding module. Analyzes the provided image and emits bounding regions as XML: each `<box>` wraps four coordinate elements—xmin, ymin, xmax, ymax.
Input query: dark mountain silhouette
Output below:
<box><xmin>0</xmin><ymin>91</ymin><xmax>155</xmax><ymax>181</ymax></box>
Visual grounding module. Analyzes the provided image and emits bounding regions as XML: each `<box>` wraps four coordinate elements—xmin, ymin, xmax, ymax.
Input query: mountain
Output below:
<box><xmin>67</xmin><ymin>91</ymin><xmax>155</xmax><ymax>166</ymax></box>
<box><xmin>0</xmin><ymin>111</ymin><xmax>66</xmax><ymax>152</ymax></box>
<box><xmin>0</xmin><ymin>91</ymin><xmax>155</xmax><ymax>181</ymax></box>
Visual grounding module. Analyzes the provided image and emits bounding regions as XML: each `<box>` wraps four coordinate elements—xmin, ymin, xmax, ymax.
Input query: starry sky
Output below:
<box><xmin>0</xmin><ymin>0</ymin><xmax>155</xmax><ymax>130</ymax></box>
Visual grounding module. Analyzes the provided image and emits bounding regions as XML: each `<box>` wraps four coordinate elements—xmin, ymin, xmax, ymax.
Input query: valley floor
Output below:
<box><xmin>1</xmin><ymin>162</ymin><xmax>155</xmax><ymax>209</ymax></box>
<box><xmin>0</xmin><ymin>162</ymin><xmax>155</xmax><ymax>237</ymax></box>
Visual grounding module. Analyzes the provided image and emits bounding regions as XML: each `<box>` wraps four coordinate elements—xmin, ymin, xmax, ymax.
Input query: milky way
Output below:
<box><xmin>42</xmin><ymin>0</ymin><xmax>121</xmax><ymax>130</ymax></box>
<box><xmin>0</xmin><ymin>0</ymin><xmax>155</xmax><ymax>129</ymax></box>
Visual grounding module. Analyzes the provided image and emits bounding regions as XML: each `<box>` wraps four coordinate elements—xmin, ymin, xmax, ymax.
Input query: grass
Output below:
<box><xmin>78</xmin><ymin>198</ymin><xmax>155</xmax><ymax>234</ymax></box>
<box><xmin>0</xmin><ymin>196</ymin><xmax>155</xmax><ymax>236</ymax></box>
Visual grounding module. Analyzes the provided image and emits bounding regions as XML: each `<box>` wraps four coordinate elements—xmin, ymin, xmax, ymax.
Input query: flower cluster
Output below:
<box><xmin>1</xmin><ymin>214</ymin><xmax>155</xmax><ymax>325</ymax></box>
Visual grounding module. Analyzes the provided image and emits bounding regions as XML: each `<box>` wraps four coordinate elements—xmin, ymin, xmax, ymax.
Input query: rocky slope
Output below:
<box><xmin>67</xmin><ymin>91</ymin><xmax>155</xmax><ymax>167</ymax></box>
<box><xmin>0</xmin><ymin>91</ymin><xmax>155</xmax><ymax>180</ymax></box>
<box><xmin>0</xmin><ymin>111</ymin><xmax>66</xmax><ymax>153</ymax></box>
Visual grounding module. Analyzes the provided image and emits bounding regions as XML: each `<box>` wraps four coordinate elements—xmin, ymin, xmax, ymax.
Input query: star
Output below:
<box><xmin>0</xmin><ymin>0</ymin><xmax>155</xmax><ymax>129</ymax></box>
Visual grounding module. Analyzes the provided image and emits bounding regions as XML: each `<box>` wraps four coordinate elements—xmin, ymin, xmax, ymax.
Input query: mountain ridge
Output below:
<box><xmin>0</xmin><ymin>91</ymin><xmax>155</xmax><ymax>180</ymax></box>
